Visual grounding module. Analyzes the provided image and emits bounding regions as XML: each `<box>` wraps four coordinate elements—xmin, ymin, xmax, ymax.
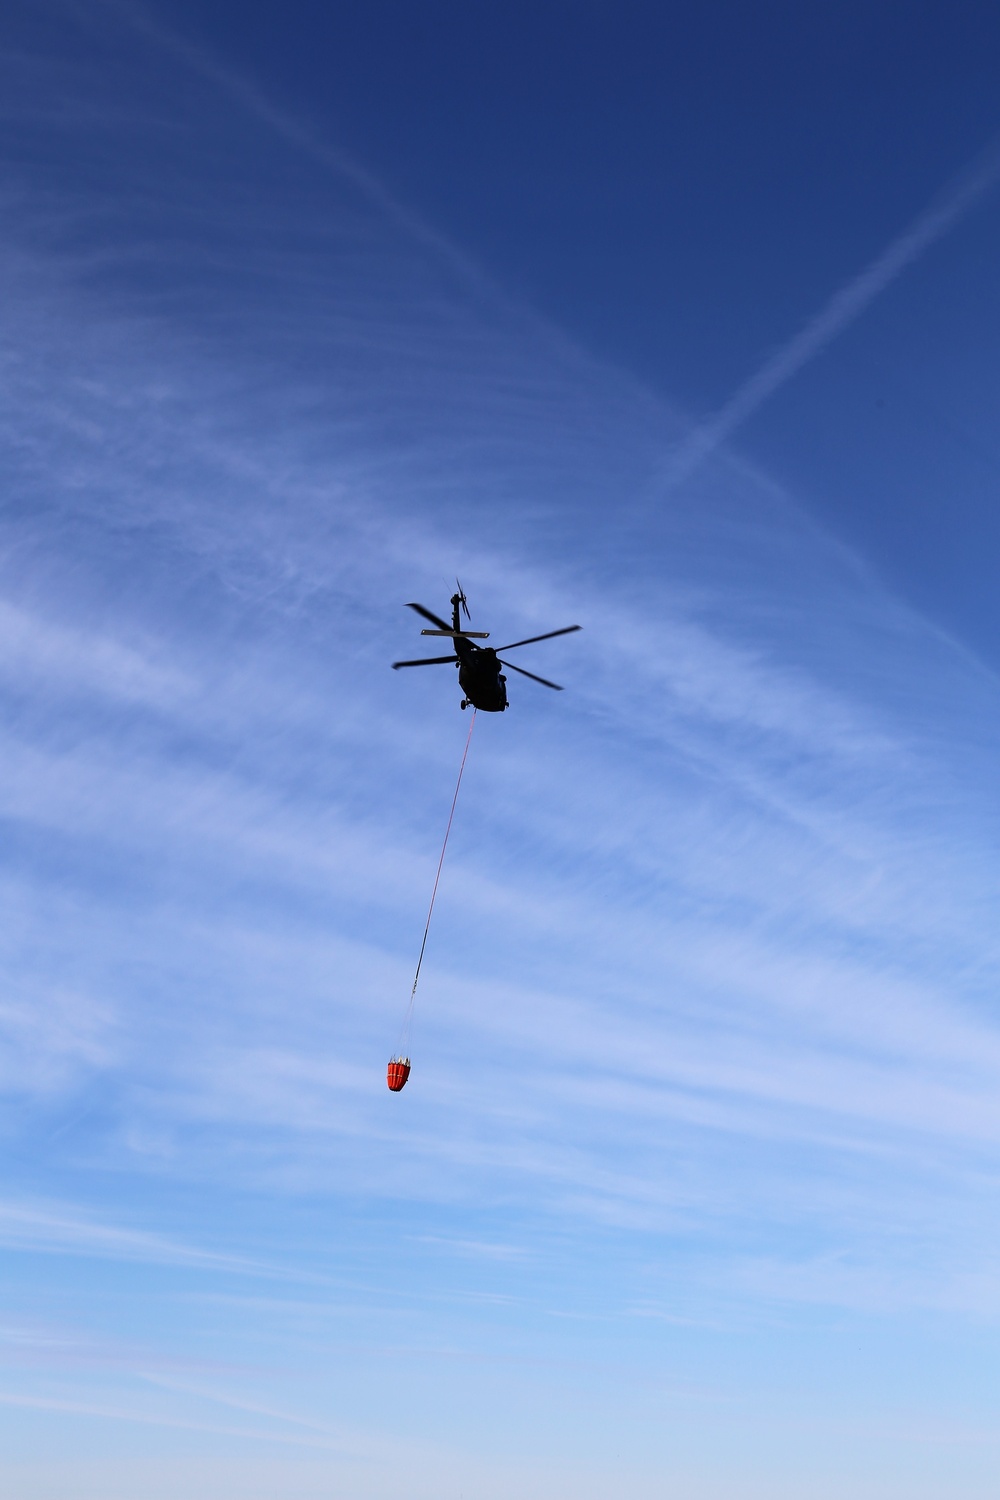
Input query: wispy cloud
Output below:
<box><xmin>0</xmin><ymin>1386</ymin><xmax>353</xmax><ymax>1451</ymax></box>
<box><xmin>0</xmin><ymin>1198</ymin><xmax>272</xmax><ymax>1272</ymax></box>
<box><xmin>3</xmin><ymin>8</ymin><xmax>1000</xmax><ymax>1490</ymax></box>
<box><xmin>0</xmin><ymin>599</ymin><xmax>191</xmax><ymax>707</ymax></box>
<box><xmin>3</xmin><ymin>154</ymin><xmax>1000</xmax><ymax>1251</ymax></box>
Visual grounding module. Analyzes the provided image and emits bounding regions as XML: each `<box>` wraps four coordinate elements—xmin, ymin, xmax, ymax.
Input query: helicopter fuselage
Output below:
<box><xmin>455</xmin><ymin>638</ymin><xmax>507</xmax><ymax>712</ymax></box>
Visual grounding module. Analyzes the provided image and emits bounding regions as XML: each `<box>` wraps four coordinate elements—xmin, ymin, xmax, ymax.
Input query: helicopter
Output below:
<box><xmin>392</xmin><ymin>584</ymin><xmax>580</xmax><ymax>711</ymax></box>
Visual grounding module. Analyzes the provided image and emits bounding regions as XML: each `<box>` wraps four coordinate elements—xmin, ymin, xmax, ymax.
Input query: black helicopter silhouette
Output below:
<box><xmin>393</xmin><ymin>584</ymin><xmax>580</xmax><ymax>711</ymax></box>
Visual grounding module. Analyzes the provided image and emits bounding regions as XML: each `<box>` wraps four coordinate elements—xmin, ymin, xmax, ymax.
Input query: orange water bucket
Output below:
<box><xmin>387</xmin><ymin>1057</ymin><xmax>411</xmax><ymax>1092</ymax></box>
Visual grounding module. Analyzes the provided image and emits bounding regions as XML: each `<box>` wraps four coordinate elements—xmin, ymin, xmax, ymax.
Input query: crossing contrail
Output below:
<box><xmin>668</xmin><ymin>142</ymin><xmax>1000</xmax><ymax>487</ymax></box>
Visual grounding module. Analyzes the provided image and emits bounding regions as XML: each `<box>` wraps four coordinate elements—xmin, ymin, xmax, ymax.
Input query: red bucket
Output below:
<box><xmin>387</xmin><ymin>1057</ymin><xmax>411</xmax><ymax>1092</ymax></box>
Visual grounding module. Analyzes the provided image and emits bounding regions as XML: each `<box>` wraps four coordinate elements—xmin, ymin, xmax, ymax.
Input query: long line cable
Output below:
<box><xmin>396</xmin><ymin>710</ymin><xmax>476</xmax><ymax>1057</ymax></box>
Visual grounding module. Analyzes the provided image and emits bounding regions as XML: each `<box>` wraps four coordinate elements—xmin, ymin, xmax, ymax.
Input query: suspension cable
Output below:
<box><xmin>395</xmin><ymin>710</ymin><xmax>476</xmax><ymax>1057</ymax></box>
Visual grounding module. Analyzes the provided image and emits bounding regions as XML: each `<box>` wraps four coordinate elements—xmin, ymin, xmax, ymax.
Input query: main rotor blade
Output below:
<box><xmin>494</xmin><ymin>624</ymin><xmax>581</xmax><ymax>652</ymax></box>
<box><xmin>392</xmin><ymin>655</ymin><xmax>459</xmax><ymax>669</ymax></box>
<box><xmin>406</xmin><ymin>601</ymin><xmax>452</xmax><ymax>631</ymax></box>
<box><xmin>499</xmin><ymin>658</ymin><xmax>563</xmax><ymax>690</ymax></box>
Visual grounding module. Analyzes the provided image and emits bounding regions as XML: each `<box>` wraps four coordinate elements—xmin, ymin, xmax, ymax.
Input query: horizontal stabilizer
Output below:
<box><xmin>420</xmin><ymin>628</ymin><xmax>490</xmax><ymax>638</ymax></box>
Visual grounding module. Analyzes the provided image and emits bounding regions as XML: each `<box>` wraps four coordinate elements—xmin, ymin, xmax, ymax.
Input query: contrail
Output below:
<box><xmin>94</xmin><ymin>0</ymin><xmax>501</xmax><ymax>299</ymax></box>
<box><xmin>92</xmin><ymin>0</ymin><xmax>614</xmax><ymax>379</ymax></box>
<box><xmin>668</xmin><ymin>141</ymin><xmax>1000</xmax><ymax>487</ymax></box>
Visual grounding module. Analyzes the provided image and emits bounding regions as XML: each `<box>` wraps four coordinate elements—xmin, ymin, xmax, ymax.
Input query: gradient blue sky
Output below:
<box><xmin>4</xmin><ymin>3</ymin><xmax>1000</xmax><ymax>1496</ymax></box>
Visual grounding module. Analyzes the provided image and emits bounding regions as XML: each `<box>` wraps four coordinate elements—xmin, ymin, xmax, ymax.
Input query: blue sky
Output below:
<box><xmin>4</xmin><ymin>2</ymin><xmax>1000</xmax><ymax>1495</ymax></box>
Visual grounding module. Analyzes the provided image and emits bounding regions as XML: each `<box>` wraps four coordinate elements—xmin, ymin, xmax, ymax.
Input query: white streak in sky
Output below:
<box><xmin>100</xmin><ymin>0</ymin><xmax>503</xmax><ymax>302</ymax></box>
<box><xmin>96</xmin><ymin>0</ymin><xmax>664</xmax><ymax>413</ymax></box>
<box><xmin>668</xmin><ymin>141</ymin><xmax>1000</xmax><ymax>485</ymax></box>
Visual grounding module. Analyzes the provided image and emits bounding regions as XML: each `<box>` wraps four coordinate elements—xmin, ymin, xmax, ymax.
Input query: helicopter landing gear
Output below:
<box><xmin>460</xmin><ymin>699</ymin><xmax>469</xmax><ymax>709</ymax></box>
